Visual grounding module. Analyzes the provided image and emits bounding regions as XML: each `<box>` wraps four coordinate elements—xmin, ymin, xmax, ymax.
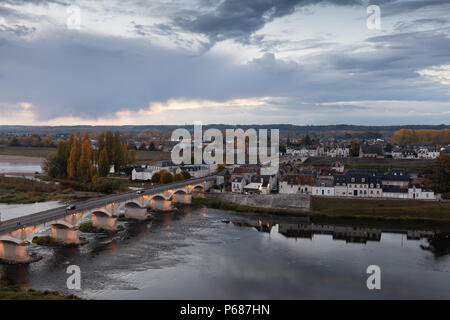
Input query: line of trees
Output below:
<box><xmin>150</xmin><ymin>169</ymin><xmax>191</xmax><ymax>184</ymax></box>
<box><xmin>45</xmin><ymin>131</ymin><xmax>136</xmax><ymax>182</ymax></box>
<box><xmin>392</xmin><ymin>129</ymin><xmax>450</xmax><ymax>145</ymax></box>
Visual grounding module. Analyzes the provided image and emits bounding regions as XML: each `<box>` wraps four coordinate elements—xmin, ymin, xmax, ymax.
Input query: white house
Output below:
<box><xmin>408</xmin><ymin>185</ymin><xmax>436</xmax><ymax>200</ymax></box>
<box><xmin>232</xmin><ymin>177</ymin><xmax>246</xmax><ymax>193</ymax></box>
<box><xmin>177</xmin><ymin>165</ymin><xmax>210</xmax><ymax>178</ymax></box>
<box><xmin>279</xmin><ymin>174</ymin><xmax>314</xmax><ymax>194</ymax></box>
<box><xmin>417</xmin><ymin>147</ymin><xmax>440</xmax><ymax>159</ymax></box>
<box><xmin>147</xmin><ymin>160</ymin><xmax>179</xmax><ymax>174</ymax></box>
<box><xmin>312</xmin><ymin>176</ymin><xmax>335</xmax><ymax>196</ymax></box>
<box><xmin>132</xmin><ymin>167</ymin><xmax>154</xmax><ymax>181</ymax></box>
<box><xmin>327</xmin><ymin>147</ymin><xmax>349</xmax><ymax>158</ymax></box>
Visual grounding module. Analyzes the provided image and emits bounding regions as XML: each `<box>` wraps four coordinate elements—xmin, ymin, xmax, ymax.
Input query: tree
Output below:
<box><xmin>98</xmin><ymin>149</ymin><xmax>110</xmax><ymax>177</ymax></box>
<box><xmin>304</xmin><ymin>134</ymin><xmax>312</xmax><ymax>146</ymax></box>
<box><xmin>129</xmin><ymin>149</ymin><xmax>136</xmax><ymax>165</ymax></box>
<box><xmin>151</xmin><ymin>171</ymin><xmax>161</xmax><ymax>183</ymax></box>
<box><xmin>160</xmin><ymin>170</ymin><xmax>173</xmax><ymax>184</ymax></box>
<box><xmin>113</xmin><ymin>131</ymin><xmax>124</xmax><ymax>171</ymax></box>
<box><xmin>432</xmin><ymin>153</ymin><xmax>450</xmax><ymax>195</ymax></box>
<box><xmin>67</xmin><ymin>137</ymin><xmax>81</xmax><ymax>179</ymax></box>
<box><xmin>350</xmin><ymin>138</ymin><xmax>361</xmax><ymax>157</ymax></box>
<box><xmin>181</xmin><ymin>170</ymin><xmax>191</xmax><ymax>180</ymax></box>
<box><xmin>385</xmin><ymin>143</ymin><xmax>393</xmax><ymax>152</ymax></box>
<box><xmin>8</xmin><ymin>136</ymin><xmax>20</xmax><ymax>146</ymax></box>
<box><xmin>174</xmin><ymin>173</ymin><xmax>185</xmax><ymax>181</ymax></box>
<box><xmin>105</xmin><ymin>131</ymin><xmax>114</xmax><ymax>165</ymax></box>
<box><xmin>77</xmin><ymin>134</ymin><xmax>92</xmax><ymax>181</ymax></box>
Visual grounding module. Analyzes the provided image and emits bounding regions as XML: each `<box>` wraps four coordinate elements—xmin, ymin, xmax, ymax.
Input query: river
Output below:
<box><xmin>1</xmin><ymin>207</ymin><xmax>449</xmax><ymax>299</ymax></box>
<box><xmin>0</xmin><ymin>162</ymin><xmax>43</xmax><ymax>174</ymax></box>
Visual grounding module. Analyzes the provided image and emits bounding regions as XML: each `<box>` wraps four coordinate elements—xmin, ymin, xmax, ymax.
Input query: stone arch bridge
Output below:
<box><xmin>0</xmin><ymin>177</ymin><xmax>214</xmax><ymax>264</ymax></box>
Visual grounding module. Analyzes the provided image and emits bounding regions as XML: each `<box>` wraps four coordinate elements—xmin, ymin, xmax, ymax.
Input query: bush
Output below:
<box><xmin>32</xmin><ymin>236</ymin><xmax>56</xmax><ymax>246</ymax></box>
<box><xmin>174</xmin><ymin>173</ymin><xmax>185</xmax><ymax>181</ymax></box>
<box><xmin>151</xmin><ymin>172</ymin><xmax>161</xmax><ymax>183</ymax></box>
<box><xmin>181</xmin><ymin>170</ymin><xmax>191</xmax><ymax>180</ymax></box>
<box><xmin>160</xmin><ymin>170</ymin><xmax>174</xmax><ymax>184</ymax></box>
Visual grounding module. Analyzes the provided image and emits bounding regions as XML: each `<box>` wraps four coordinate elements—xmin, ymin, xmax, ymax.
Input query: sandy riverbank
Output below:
<box><xmin>0</xmin><ymin>155</ymin><xmax>44</xmax><ymax>163</ymax></box>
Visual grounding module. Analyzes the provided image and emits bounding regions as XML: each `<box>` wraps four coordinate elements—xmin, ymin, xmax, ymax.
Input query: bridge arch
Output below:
<box><xmin>51</xmin><ymin>221</ymin><xmax>74</xmax><ymax>229</ymax></box>
<box><xmin>92</xmin><ymin>210</ymin><xmax>113</xmax><ymax>218</ymax></box>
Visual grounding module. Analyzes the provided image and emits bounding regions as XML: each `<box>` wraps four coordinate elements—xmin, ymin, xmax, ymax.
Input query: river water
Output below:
<box><xmin>1</xmin><ymin>207</ymin><xmax>449</xmax><ymax>299</ymax></box>
<box><xmin>0</xmin><ymin>162</ymin><xmax>43</xmax><ymax>174</ymax></box>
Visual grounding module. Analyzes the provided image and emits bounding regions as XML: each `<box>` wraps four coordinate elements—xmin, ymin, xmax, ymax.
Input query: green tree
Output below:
<box><xmin>160</xmin><ymin>170</ymin><xmax>173</xmax><ymax>184</ymax></box>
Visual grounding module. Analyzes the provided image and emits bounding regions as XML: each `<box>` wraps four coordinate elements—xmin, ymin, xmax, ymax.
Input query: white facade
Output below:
<box><xmin>131</xmin><ymin>168</ymin><xmax>154</xmax><ymax>181</ymax></box>
<box><xmin>312</xmin><ymin>185</ymin><xmax>335</xmax><ymax>196</ymax></box>
<box><xmin>408</xmin><ymin>186</ymin><xmax>436</xmax><ymax>200</ymax></box>
<box><xmin>327</xmin><ymin>147</ymin><xmax>349</xmax><ymax>158</ymax></box>
<box><xmin>232</xmin><ymin>179</ymin><xmax>245</xmax><ymax>193</ymax></box>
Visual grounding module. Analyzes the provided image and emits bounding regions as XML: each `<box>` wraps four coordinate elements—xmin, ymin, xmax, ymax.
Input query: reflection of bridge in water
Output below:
<box><xmin>0</xmin><ymin>176</ymin><xmax>214</xmax><ymax>264</ymax></box>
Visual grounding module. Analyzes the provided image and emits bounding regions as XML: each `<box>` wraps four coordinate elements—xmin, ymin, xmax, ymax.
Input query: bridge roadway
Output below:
<box><xmin>0</xmin><ymin>175</ymin><xmax>215</xmax><ymax>235</ymax></box>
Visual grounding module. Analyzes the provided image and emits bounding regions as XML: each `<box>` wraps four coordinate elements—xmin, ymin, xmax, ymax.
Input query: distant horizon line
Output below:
<box><xmin>0</xmin><ymin>124</ymin><xmax>449</xmax><ymax>128</ymax></box>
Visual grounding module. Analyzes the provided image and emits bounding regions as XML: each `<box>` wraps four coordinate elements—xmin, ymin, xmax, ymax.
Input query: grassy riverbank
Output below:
<box><xmin>0</xmin><ymin>175</ymin><xmax>75</xmax><ymax>204</ymax></box>
<box><xmin>193</xmin><ymin>196</ymin><xmax>450</xmax><ymax>224</ymax></box>
<box><xmin>0</xmin><ymin>285</ymin><xmax>81</xmax><ymax>300</ymax></box>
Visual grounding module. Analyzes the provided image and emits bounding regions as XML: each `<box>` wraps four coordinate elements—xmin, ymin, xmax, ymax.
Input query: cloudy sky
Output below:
<box><xmin>0</xmin><ymin>0</ymin><xmax>449</xmax><ymax>126</ymax></box>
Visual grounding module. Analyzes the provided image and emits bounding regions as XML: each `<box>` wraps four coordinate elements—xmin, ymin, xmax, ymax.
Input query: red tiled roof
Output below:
<box><xmin>281</xmin><ymin>174</ymin><xmax>313</xmax><ymax>185</ymax></box>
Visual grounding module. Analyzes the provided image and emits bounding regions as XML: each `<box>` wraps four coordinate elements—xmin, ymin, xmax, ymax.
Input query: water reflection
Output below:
<box><xmin>0</xmin><ymin>207</ymin><xmax>449</xmax><ymax>299</ymax></box>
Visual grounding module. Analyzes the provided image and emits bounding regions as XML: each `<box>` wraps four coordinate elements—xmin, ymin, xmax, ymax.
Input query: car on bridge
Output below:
<box><xmin>136</xmin><ymin>190</ymin><xmax>145</xmax><ymax>194</ymax></box>
<box><xmin>66</xmin><ymin>205</ymin><xmax>77</xmax><ymax>211</ymax></box>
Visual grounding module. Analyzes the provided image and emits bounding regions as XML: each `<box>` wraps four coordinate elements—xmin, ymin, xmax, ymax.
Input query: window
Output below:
<box><xmin>362</xmin><ymin>178</ymin><xmax>365</xmax><ymax>183</ymax></box>
<box><xmin>351</xmin><ymin>178</ymin><xmax>355</xmax><ymax>182</ymax></box>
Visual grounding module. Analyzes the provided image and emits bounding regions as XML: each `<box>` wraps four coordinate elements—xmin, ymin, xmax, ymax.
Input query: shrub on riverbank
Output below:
<box><xmin>0</xmin><ymin>285</ymin><xmax>81</xmax><ymax>300</ymax></box>
<box><xmin>78</xmin><ymin>222</ymin><xmax>100</xmax><ymax>233</ymax></box>
<box><xmin>0</xmin><ymin>175</ymin><xmax>75</xmax><ymax>204</ymax></box>
<box><xmin>32</xmin><ymin>236</ymin><xmax>56</xmax><ymax>246</ymax></box>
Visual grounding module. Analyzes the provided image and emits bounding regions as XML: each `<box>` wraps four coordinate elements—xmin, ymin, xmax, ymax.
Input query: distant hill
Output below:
<box><xmin>0</xmin><ymin>124</ymin><xmax>449</xmax><ymax>140</ymax></box>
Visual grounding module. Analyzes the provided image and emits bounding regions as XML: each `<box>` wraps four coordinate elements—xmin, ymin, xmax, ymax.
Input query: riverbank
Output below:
<box><xmin>193</xmin><ymin>195</ymin><xmax>450</xmax><ymax>226</ymax></box>
<box><xmin>0</xmin><ymin>285</ymin><xmax>81</xmax><ymax>300</ymax></box>
<box><xmin>0</xmin><ymin>175</ymin><xmax>76</xmax><ymax>204</ymax></box>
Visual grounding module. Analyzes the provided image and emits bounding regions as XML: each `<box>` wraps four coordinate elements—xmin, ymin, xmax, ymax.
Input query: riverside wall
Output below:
<box><xmin>206</xmin><ymin>192</ymin><xmax>311</xmax><ymax>211</ymax></box>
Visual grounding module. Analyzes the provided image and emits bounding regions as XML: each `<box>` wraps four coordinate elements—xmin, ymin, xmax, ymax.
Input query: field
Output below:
<box><xmin>135</xmin><ymin>150</ymin><xmax>171</xmax><ymax>164</ymax></box>
<box><xmin>304</xmin><ymin>157</ymin><xmax>435</xmax><ymax>174</ymax></box>
<box><xmin>0</xmin><ymin>145</ymin><xmax>55</xmax><ymax>159</ymax></box>
<box><xmin>311</xmin><ymin>197</ymin><xmax>450</xmax><ymax>222</ymax></box>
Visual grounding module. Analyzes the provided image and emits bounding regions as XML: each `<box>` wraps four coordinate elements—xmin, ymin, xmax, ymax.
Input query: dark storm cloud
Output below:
<box><xmin>1</xmin><ymin>23</ymin><xmax>449</xmax><ymax>123</ymax></box>
<box><xmin>177</xmin><ymin>0</ymin><xmax>365</xmax><ymax>45</ymax></box>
